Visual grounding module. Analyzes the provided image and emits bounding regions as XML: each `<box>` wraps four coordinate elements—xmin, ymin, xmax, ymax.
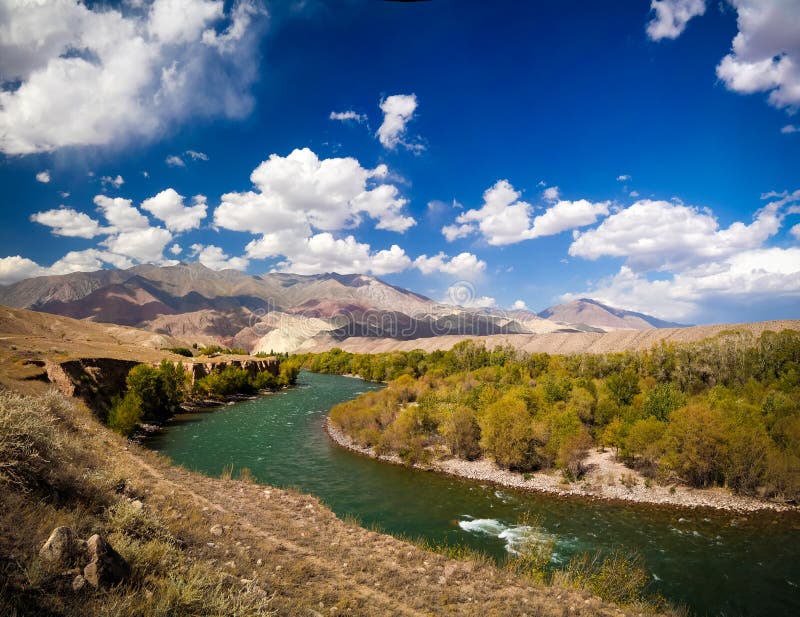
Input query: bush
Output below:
<box><xmin>108</xmin><ymin>391</ymin><xmax>144</xmax><ymax>436</ymax></box>
<box><xmin>561</xmin><ymin>549</ymin><xmax>652</xmax><ymax>606</ymax></box>
<box><xmin>195</xmin><ymin>366</ymin><xmax>255</xmax><ymax>397</ymax></box>
<box><xmin>126</xmin><ymin>361</ymin><xmax>187</xmax><ymax>422</ymax></box>
<box><xmin>659</xmin><ymin>404</ymin><xmax>726</xmax><ymax>487</ymax></box>
<box><xmin>0</xmin><ymin>390</ymin><xmax>64</xmax><ymax>492</ymax></box>
<box><xmin>439</xmin><ymin>406</ymin><xmax>481</xmax><ymax>460</ymax></box>
<box><xmin>162</xmin><ymin>347</ymin><xmax>193</xmax><ymax>357</ymax></box>
<box><xmin>479</xmin><ymin>395</ymin><xmax>539</xmax><ymax>471</ymax></box>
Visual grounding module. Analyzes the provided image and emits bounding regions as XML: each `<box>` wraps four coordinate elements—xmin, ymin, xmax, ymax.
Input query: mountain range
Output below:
<box><xmin>0</xmin><ymin>263</ymin><xmax>686</xmax><ymax>353</ymax></box>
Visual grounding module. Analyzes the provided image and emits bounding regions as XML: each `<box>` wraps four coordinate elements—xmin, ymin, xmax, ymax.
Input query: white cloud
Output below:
<box><xmin>0</xmin><ymin>0</ymin><xmax>266</xmax><ymax>154</ymax></box>
<box><xmin>443</xmin><ymin>284</ymin><xmax>496</xmax><ymax>308</ymax></box>
<box><xmin>59</xmin><ymin>191</ymin><xmax>70</xmax><ymax>198</ymax></box>
<box><xmin>169</xmin><ymin>243</ymin><xmax>183</xmax><ymax>255</ymax></box>
<box><xmin>185</xmin><ymin>149</ymin><xmax>209</xmax><ymax>161</ymax></box>
<box><xmin>646</xmin><ymin>0</ymin><xmax>706</xmax><ymax>41</ymax></box>
<box><xmin>782</xmin><ymin>124</ymin><xmax>799</xmax><ymax>134</ymax></box>
<box><xmin>617</xmin><ymin>174</ymin><xmax>631</xmax><ymax>181</ymax></box>
<box><xmin>449</xmin><ymin>180</ymin><xmax>609</xmax><ymax>246</ymax></box>
<box><xmin>0</xmin><ymin>249</ymin><xmax>136</xmax><ymax>285</ymax></box>
<box><xmin>101</xmin><ymin>174</ymin><xmax>124</xmax><ymax>189</ymax></box>
<box><xmin>377</xmin><ymin>94</ymin><xmax>423</xmax><ymax>151</ymax></box>
<box><xmin>569</xmin><ymin>197</ymin><xmax>785</xmax><ymax>271</ymax></box>
<box><xmin>141</xmin><ymin>188</ymin><xmax>207</xmax><ymax>232</ymax></box>
<box><xmin>94</xmin><ymin>195</ymin><xmax>150</xmax><ymax>232</ymax></box>
<box><xmin>511</xmin><ymin>299</ymin><xmax>528</xmax><ymax>310</ymax></box>
<box><xmin>791</xmin><ymin>223</ymin><xmax>800</xmax><ymax>240</ymax></box>
<box><xmin>414</xmin><ymin>252</ymin><xmax>487</xmax><ymax>279</ymax></box>
<box><xmin>441</xmin><ymin>223</ymin><xmax>474</xmax><ymax>242</ymax></box>
<box><xmin>715</xmin><ymin>0</ymin><xmax>800</xmax><ymax>110</ymax></box>
<box><xmin>530</xmin><ymin>199</ymin><xmax>610</xmax><ymax>238</ymax></box>
<box><xmin>0</xmin><ymin>255</ymin><xmax>45</xmax><ymax>285</ymax></box>
<box><xmin>543</xmin><ymin>186</ymin><xmax>560</xmax><ymax>202</ymax></box>
<box><xmin>330</xmin><ymin>110</ymin><xmax>367</xmax><ymax>123</ymax></box>
<box><xmin>629</xmin><ymin>190</ymin><xmax>640</xmax><ymax>197</ymax></box>
<box><xmin>250</xmin><ymin>232</ymin><xmax>412</xmax><ymax>276</ymax></box>
<box><xmin>101</xmin><ymin>227</ymin><xmax>173</xmax><ymax>263</ymax></box>
<box><xmin>166</xmin><ymin>155</ymin><xmax>186</xmax><ymax>167</ymax></box>
<box><xmin>31</xmin><ymin>207</ymin><xmax>106</xmax><ymax>238</ymax></box>
<box><xmin>565</xmin><ymin>247</ymin><xmax>800</xmax><ymax>321</ymax></box>
<box><xmin>35</xmin><ymin>170</ymin><xmax>50</xmax><ymax>183</ymax></box>
<box><xmin>214</xmin><ymin>147</ymin><xmax>416</xmax><ymax>241</ymax></box>
<box><xmin>190</xmin><ymin>243</ymin><xmax>249</xmax><ymax>271</ymax></box>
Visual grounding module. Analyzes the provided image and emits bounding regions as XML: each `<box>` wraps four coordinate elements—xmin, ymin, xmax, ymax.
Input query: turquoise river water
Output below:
<box><xmin>146</xmin><ymin>371</ymin><xmax>800</xmax><ymax>616</ymax></box>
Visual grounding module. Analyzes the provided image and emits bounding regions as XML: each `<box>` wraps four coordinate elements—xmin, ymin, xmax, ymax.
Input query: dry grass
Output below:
<box><xmin>0</xmin><ymin>388</ymin><xmax>666</xmax><ymax>616</ymax></box>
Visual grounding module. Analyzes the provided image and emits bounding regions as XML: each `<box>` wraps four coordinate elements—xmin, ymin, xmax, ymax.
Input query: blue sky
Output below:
<box><xmin>0</xmin><ymin>0</ymin><xmax>798</xmax><ymax>324</ymax></box>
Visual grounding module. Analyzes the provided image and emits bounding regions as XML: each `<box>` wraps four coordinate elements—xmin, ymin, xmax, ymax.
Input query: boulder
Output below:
<box><xmin>83</xmin><ymin>534</ymin><xmax>130</xmax><ymax>588</ymax></box>
<box><xmin>39</xmin><ymin>527</ymin><xmax>87</xmax><ymax>568</ymax></box>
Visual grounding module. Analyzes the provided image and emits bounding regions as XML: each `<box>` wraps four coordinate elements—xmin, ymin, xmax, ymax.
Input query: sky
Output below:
<box><xmin>0</xmin><ymin>0</ymin><xmax>799</xmax><ymax>324</ymax></box>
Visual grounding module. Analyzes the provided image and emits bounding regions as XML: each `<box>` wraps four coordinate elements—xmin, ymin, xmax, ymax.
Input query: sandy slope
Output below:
<box><xmin>302</xmin><ymin>319</ymin><xmax>800</xmax><ymax>354</ymax></box>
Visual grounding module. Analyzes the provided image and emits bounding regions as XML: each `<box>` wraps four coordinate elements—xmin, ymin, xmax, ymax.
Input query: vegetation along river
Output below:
<box><xmin>147</xmin><ymin>371</ymin><xmax>800</xmax><ymax>616</ymax></box>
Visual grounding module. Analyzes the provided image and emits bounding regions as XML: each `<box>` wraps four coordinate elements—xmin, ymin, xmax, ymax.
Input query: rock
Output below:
<box><xmin>72</xmin><ymin>575</ymin><xmax>87</xmax><ymax>592</ymax></box>
<box><xmin>210</xmin><ymin>524</ymin><xmax>224</xmax><ymax>536</ymax></box>
<box><xmin>83</xmin><ymin>534</ymin><xmax>130</xmax><ymax>588</ymax></box>
<box><xmin>129</xmin><ymin>499</ymin><xmax>144</xmax><ymax>511</ymax></box>
<box><xmin>39</xmin><ymin>527</ymin><xmax>86</xmax><ymax>567</ymax></box>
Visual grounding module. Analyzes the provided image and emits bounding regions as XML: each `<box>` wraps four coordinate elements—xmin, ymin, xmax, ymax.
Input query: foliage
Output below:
<box><xmin>197</xmin><ymin>345</ymin><xmax>247</xmax><ymax>356</ymax></box>
<box><xmin>108</xmin><ymin>391</ymin><xmax>144</xmax><ymax>437</ymax></box>
<box><xmin>316</xmin><ymin>329</ymin><xmax>800</xmax><ymax>501</ymax></box>
<box><xmin>162</xmin><ymin>347</ymin><xmax>194</xmax><ymax>357</ymax></box>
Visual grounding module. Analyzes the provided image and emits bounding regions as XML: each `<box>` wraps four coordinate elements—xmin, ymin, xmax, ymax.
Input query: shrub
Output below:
<box><xmin>479</xmin><ymin>395</ymin><xmax>539</xmax><ymax>471</ymax></box>
<box><xmin>439</xmin><ymin>406</ymin><xmax>481</xmax><ymax>460</ymax></box>
<box><xmin>0</xmin><ymin>390</ymin><xmax>63</xmax><ymax>491</ymax></box>
<box><xmin>126</xmin><ymin>361</ymin><xmax>187</xmax><ymax>422</ymax></box>
<box><xmin>642</xmin><ymin>383</ymin><xmax>685</xmax><ymax>421</ymax></box>
<box><xmin>108</xmin><ymin>391</ymin><xmax>144</xmax><ymax>436</ymax></box>
<box><xmin>605</xmin><ymin>370</ymin><xmax>640</xmax><ymax>407</ymax></box>
<box><xmin>659</xmin><ymin>404</ymin><xmax>726</xmax><ymax>487</ymax></box>
<box><xmin>195</xmin><ymin>366</ymin><xmax>254</xmax><ymax>397</ymax></box>
<box><xmin>277</xmin><ymin>360</ymin><xmax>300</xmax><ymax>386</ymax></box>
<box><xmin>162</xmin><ymin>347</ymin><xmax>193</xmax><ymax>357</ymax></box>
<box><xmin>561</xmin><ymin>549</ymin><xmax>652</xmax><ymax>606</ymax></box>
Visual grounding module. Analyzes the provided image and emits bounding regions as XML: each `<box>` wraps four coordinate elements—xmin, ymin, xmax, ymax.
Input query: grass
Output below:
<box><xmin>0</xmin><ymin>387</ymin><xmax>677</xmax><ymax>616</ymax></box>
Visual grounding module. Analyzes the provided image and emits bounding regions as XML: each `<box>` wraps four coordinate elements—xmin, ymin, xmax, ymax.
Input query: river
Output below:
<box><xmin>146</xmin><ymin>371</ymin><xmax>800</xmax><ymax>616</ymax></box>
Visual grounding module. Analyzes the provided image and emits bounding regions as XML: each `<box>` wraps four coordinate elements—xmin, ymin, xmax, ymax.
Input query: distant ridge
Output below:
<box><xmin>538</xmin><ymin>298</ymin><xmax>688</xmax><ymax>330</ymax></box>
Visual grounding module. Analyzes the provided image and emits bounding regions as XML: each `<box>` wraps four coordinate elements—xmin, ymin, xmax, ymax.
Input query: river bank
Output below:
<box><xmin>326</xmin><ymin>419</ymin><xmax>794</xmax><ymax>513</ymax></box>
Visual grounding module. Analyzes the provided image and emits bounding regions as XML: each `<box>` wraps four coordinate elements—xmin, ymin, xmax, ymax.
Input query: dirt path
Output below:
<box><xmin>126</xmin><ymin>446</ymin><xmax>640</xmax><ymax>617</ymax></box>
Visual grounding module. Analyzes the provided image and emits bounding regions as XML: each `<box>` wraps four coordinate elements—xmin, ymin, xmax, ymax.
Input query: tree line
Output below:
<box><xmin>299</xmin><ymin>330</ymin><xmax>800</xmax><ymax>502</ymax></box>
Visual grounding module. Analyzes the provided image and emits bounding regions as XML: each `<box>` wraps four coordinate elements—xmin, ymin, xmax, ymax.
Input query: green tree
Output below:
<box><xmin>439</xmin><ymin>406</ymin><xmax>481</xmax><ymax>460</ymax></box>
<box><xmin>659</xmin><ymin>404</ymin><xmax>726</xmax><ymax>487</ymax></box>
<box><xmin>108</xmin><ymin>391</ymin><xmax>143</xmax><ymax>436</ymax></box>
<box><xmin>479</xmin><ymin>395</ymin><xmax>539</xmax><ymax>471</ymax></box>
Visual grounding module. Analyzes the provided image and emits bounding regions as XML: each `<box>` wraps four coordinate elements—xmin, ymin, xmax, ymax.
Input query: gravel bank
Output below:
<box><xmin>326</xmin><ymin>419</ymin><xmax>794</xmax><ymax>513</ymax></box>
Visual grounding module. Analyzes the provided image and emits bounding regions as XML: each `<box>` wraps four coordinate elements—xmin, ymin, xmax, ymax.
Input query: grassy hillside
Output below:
<box><xmin>0</xmin><ymin>377</ymin><xmax>674</xmax><ymax>615</ymax></box>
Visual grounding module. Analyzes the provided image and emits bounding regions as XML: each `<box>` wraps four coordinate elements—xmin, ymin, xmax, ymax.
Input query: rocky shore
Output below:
<box><xmin>326</xmin><ymin>419</ymin><xmax>794</xmax><ymax>513</ymax></box>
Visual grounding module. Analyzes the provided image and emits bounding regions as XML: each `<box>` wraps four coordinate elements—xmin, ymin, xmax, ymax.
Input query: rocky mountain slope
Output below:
<box><xmin>0</xmin><ymin>264</ymin><xmax>685</xmax><ymax>353</ymax></box>
<box><xmin>538</xmin><ymin>298</ymin><xmax>688</xmax><ymax>330</ymax></box>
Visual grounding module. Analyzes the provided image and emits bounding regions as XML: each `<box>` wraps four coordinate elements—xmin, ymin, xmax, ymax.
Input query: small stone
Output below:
<box><xmin>129</xmin><ymin>499</ymin><xmax>144</xmax><ymax>511</ymax></box>
<box><xmin>72</xmin><ymin>575</ymin><xmax>86</xmax><ymax>592</ymax></box>
<box><xmin>40</xmin><ymin>527</ymin><xmax>85</xmax><ymax>567</ymax></box>
<box><xmin>256</xmin><ymin>558</ymin><xmax>263</xmax><ymax>566</ymax></box>
<box><xmin>83</xmin><ymin>534</ymin><xmax>130</xmax><ymax>589</ymax></box>
<box><xmin>210</xmin><ymin>524</ymin><xmax>223</xmax><ymax>537</ymax></box>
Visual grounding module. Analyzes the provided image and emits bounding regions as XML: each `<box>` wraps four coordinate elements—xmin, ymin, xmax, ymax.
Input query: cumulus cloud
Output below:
<box><xmin>646</xmin><ymin>0</ymin><xmax>706</xmax><ymax>41</ymax></box>
<box><xmin>0</xmin><ymin>249</ymin><xmax>136</xmax><ymax>285</ymax></box>
<box><xmin>35</xmin><ymin>170</ymin><xmax>50</xmax><ymax>183</ymax></box>
<box><xmin>617</xmin><ymin>174</ymin><xmax>631</xmax><ymax>181</ymax></box>
<box><xmin>511</xmin><ymin>299</ymin><xmax>528</xmax><ymax>310</ymax></box>
<box><xmin>166</xmin><ymin>155</ymin><xmax>186</xmax><ymax>167</ymax></box>
<box><xmin>413</xmin><ymin>252</ymin><xmax>487</xmax><ymax>279</ymax></box>
<box><xmin>543</xmin><ymin>186</ymin><xmax>560</xmax><ymax>202</ymax></box>
<box><xmin>190</xmin><ymin>243</ymin><xmax>249</xmax><ymax>271</ymax></box>
<box><xmin>569</xmin><ymin>197</ymin><xmax>785</xmax><ymax>271</ymax></box>
<box><xmin>0</xmin><ymin>0</ymin><xmax>266</xmax><ymax>154</ymax></box>
<box><xmin>169</xmin><ymin>243</ymin><xmax>183</xmax><ymax>255</ymax></box>
<box><xmin>101</xmin><ymin>227</ymin><xmax>173</xmax><ymax>263</ymax></box>
<box><xmin>30</xmin><ymin>207</ymin><xmax>106</xmax><ymax>238</ymax></box>
<box><xmin>715</xmin><ymin>0</ymin><xmax>800</xmax><ymax>110</ymax></box>
<box><xmin>214</xmin><ymin>148</ymin><xmax>416</xmax><ymax>248</ymax></box>
<box><xmin>564</xmin><ymin>247</ymin><xmax>800</xmax><ymax>321</ymax></box>
<box><xmin>781</xmin><ymin>124</ymin><xmax>798</xmax><ymax>134</ymax></box>
<box><xmin>101</xmin><ymin>174</ymin><xmax>124</xmax><ymax>189</ymax></box>
<box><xmin>377</xmin><ymin>94</ymin><xmax>423</xmax><ymax>151</ymax></box>
<box><xmin>141</xmin><ymin>188</ymin><xmax>207</xmax><ymax>232</ymax></box>
<box><xmin>443</xmin><ymin>284</ymin><xmax>496</xmax><ymax>308</ymax></box>
<box><xmin>250</xmin><ymin>233</ymin><xmax>411</xmax><ymax>276</ymax></box>
<box><xmin>94</xmin><ymin>195</ymin><xmax>150</xmax><ymax>232</ymax></box>
<box><xmin>448</xmin><ymin>180</ymin><xmax>609</xmax><ymax>246</ymax></box>
<box><xmin>330</xmin><ymin>110</ymin><xmax>367</xmax><ymax>123</ymax></box>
